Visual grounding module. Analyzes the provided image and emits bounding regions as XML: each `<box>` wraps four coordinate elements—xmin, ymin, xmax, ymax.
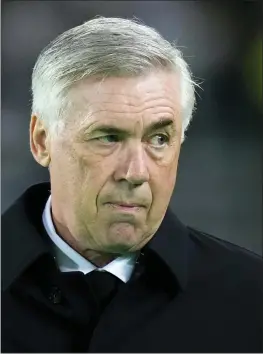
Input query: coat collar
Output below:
<box><xmin>1</xmin><ymin>183</ymin><xmax>51</xmax><ymax>291</ymax></box>
<box><xmin>145</xmin><ymin>208</ymin><xmax>190</xmax><ymax>291</ymax></box>
<box><xmin>2</xmin><ymin>183</ymin><xmax>190</xmax><ymax>292</ymax></box>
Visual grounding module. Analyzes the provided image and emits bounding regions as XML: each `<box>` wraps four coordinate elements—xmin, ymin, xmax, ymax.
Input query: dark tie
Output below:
<box><xmin>86</xmin><ymin>270</ymin><xmax>122</xmax><ymax>310</ymax></box>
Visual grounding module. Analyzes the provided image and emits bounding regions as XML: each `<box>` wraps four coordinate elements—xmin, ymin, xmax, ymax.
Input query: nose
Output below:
<box><xmin>114</xmin><ymin>143</ymin><xmax>150</xmax><ymax>186</ymax></box>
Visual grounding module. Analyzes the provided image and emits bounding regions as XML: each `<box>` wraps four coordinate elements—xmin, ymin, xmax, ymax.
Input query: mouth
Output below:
<box><xmin>106</xmin><ymin>202</ymin><xmax>145</xmax><ymax>211</ymax></box>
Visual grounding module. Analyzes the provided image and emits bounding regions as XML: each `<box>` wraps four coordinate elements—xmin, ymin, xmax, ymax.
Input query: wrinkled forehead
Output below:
<box><xmin>66</xmin><ymin>71</ymin><xmax>182</xmax><ymax>128</ymax></box>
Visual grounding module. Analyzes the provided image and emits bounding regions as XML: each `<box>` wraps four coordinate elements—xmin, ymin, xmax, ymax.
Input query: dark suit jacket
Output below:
<box><xmin>2</xmin><ymin>183</ymin><xmax>263</xmax><ymax>353</ymax></box>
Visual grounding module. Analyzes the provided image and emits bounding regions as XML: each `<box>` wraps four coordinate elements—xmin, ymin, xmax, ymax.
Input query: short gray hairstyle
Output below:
<box><xmin>31</xmin><ymin>16</ymin><xmax>198</xmax><ymax>141</ymax></box>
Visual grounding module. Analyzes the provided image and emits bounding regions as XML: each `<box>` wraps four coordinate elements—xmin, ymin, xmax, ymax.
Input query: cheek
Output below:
<box><xmin>149</xmin><ymin>153</ymin><xmax>179</xmax><ymax>213</ymax></box>
<box><xmin>78</xmin><ymin>153</ymin><xmax>115</xmax><ymax>184</ymax></box>
<box><xmin>153</xmin><ymin>168</ymin><xmax>177</xmax><ymax>201</ymax></box>
<box><xmin>153</xmin><ymin>146</ymin><xmax>180</xmax><ymax>184</ymax></box>
<box><xmin>77</xmin><ymin>155</ymin><xmax>116</xmax><ymax>206</ymax></box>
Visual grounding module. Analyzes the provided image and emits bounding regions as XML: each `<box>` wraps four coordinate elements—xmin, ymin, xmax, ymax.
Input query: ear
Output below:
<box><xmin>30</xmin><ymin>115</ymin><xmax>51</xmax><ymax>167</ymax></box>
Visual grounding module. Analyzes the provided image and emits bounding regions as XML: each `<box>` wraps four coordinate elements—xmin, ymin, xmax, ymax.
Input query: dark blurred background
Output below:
<box><xmin>1</xmin><ymin>1</ymin><xmax>262</xmax><ymax>255</ymax></box>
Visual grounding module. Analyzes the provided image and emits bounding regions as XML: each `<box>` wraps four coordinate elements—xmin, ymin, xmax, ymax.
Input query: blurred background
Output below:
<box><xmin>1</xmin><ymin>1</ymin><xmax>262</xmax><ymax>255</ymax></box>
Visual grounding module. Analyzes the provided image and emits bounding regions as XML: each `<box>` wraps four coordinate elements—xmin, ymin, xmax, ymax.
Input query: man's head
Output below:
<box><xmin>30</xmin><ymin>17</ymin><xmax>197</xmax><ymax>258</ymax></box>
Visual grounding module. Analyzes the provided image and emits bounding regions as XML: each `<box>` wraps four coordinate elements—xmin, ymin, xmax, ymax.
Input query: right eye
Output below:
<box><xmin>95</xmin><ymin>135</ymin><xmax>120</xmax><ymax>144</ymax></box>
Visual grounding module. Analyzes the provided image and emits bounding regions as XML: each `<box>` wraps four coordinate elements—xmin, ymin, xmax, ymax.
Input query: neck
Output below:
<box><xmin>51</xmin><ymin>214</ymin><xmax>118</xmax><ymax>268</ymax></box>
<box><xmin>80</xmin><ymin>249</ymin><xmax>117</xmax><ymax>267</ymax></box>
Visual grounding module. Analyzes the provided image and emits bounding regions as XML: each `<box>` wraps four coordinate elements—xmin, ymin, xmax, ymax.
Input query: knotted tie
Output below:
<box><xmin>86</xmin><ymin>270</ymin><xmax>122</xmax><ymax>310</ymax></box>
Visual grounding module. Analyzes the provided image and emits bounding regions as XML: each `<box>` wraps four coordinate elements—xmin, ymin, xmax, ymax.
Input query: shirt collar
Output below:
<box><xmin>42</xmin><ymin>195</ymin><xmax>137</xmax><ymax>283</ymax></box>
<box><xmin>2</xmin><ymin>182</ymin><xmax>191</xmax><ymax>292</ymax></box>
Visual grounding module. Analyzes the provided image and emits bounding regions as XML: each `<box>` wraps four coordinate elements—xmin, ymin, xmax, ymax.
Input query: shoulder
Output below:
<box><xmin>1</xmin><ymin>182</ymin><xmax>51</xmax><ymax>291</ymax></box>
<box><xmin>2</xmin><ymin>182</ymin><xmax>50</xmax><ymax>223</ymax></box>
<box><xmin>188</xmin><ymin>225</ymin><xmax>262</xmax><ymax>265</ymax></box>
<box><xmin>186</xmin><ymin>225</ymin><xmax>263</xmax><ymax>291</ymax></box>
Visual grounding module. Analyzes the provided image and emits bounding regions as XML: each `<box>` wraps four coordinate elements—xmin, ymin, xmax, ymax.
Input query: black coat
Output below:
<box><xmin>2</xmin><ymin>183</ymin><xmax>263</xmax><ymax>353</ymax></box>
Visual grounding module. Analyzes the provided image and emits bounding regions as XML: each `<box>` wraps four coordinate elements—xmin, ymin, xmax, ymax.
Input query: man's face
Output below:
<box><xmin>47</xmin><ymin>71</ymin><xmax>182</xmax><ymax>254</ymax></box>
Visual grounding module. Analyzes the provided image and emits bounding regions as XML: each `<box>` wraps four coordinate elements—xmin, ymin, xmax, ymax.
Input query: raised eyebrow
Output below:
<box><xmin>91</xmin><ymin>126</ymin><xmax>128</xmax><ymax>135</ymax></box>
<box><xmin>88</xmin><ymin>118</ymin><xmax>176</xmax><ymax>135</ymax></box>
<box><xmin>145</xmin><ymin>118</ymin><xmax>175</xmax><ymax>134</ymax></box>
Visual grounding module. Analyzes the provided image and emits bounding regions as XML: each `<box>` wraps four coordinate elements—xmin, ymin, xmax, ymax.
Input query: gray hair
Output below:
<box><xmin>31</xmin><ymin>16</ymin><xmax>198</xmax><ymax>141</ymax></box>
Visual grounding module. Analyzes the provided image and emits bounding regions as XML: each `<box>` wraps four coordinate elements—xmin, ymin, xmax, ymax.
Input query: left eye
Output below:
<box><xmin>149</xmin><ymin>134</ymin><xmax>169</xmax><ymax>147</ymax></box>
<box><xmin>96</xmin><ymin>135</ymin><xmax>120</xmax><ymax>144</ymax></box>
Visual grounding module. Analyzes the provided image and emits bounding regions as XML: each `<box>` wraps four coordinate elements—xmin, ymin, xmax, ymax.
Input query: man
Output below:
<box><xmin>2</xmin><ymin>17</ymin><xmax>262</xmax><ymax>353</ymax></box>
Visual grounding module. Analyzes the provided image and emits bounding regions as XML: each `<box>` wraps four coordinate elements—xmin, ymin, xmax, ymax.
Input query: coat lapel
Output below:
<box><xmin>89</xmin><ymin>207</ymin><xmax>191</xmax><ymax>351</ymax></box>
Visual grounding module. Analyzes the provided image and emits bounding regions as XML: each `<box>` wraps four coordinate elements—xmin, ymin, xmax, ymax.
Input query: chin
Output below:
<box><xmin>106</xmin><ymin>223</ymin><xmax>143</xmax><ymax>252</ymax></box>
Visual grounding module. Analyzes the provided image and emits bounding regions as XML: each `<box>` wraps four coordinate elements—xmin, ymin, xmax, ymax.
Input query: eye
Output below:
<box><xmin>95</xmin><ymin>135</ymin><xmax>120</xmax><ymax>144</ymax></box>
<box><xmin>149</xmin><ymin>134</ymin><xmax>170</xmax><ymax>148</ymax></box>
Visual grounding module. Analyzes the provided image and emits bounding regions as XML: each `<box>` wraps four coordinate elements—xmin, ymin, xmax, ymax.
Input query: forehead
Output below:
<box><xmin>68</xmin><ymin>71</ymin><xmax>181</xmax><ymax>127</ymax></box>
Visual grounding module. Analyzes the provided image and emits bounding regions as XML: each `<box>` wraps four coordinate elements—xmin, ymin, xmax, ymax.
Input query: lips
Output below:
<box><xmin>109</xmin><ymin>202</ymin><xmax>144</xmax><ymax>208</ymax></box>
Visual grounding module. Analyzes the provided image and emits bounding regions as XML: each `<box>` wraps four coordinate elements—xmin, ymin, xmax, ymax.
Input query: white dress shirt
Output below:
<box><xmin>42</xmin><ymin>196</ymin><xmax>138</xmax><ymax>283</ymax></box>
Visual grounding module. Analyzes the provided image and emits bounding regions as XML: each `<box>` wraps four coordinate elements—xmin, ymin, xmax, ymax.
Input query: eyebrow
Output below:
<box><xmin>88</xmin><ymin>118</ymin><xmax>176</xmax><ymax>136</ymax></box>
